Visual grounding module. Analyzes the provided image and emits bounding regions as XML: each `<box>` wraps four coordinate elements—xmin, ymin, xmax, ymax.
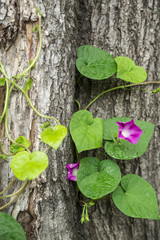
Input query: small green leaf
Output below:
<box><xmin>0</xmin><ymin>78</ymin><xmax>5</xmax><ymax>86</ymax></box>
<box><xmin>103</xmin><ymin>117</ymin><xmax>154</xmax><ymax>160</ymax></box>
<box><xmin>29</xmin><ymin>60</ymin><xmax>35</xmax><ymax>68</ymax></box>
<box><xmin>10</xmin><ymin>136</ymin><xmax>31</xmax><ymax>154</ymax></box>
<box><xmin>153</xmin><ymin>87</ymin><xmax>160</xmax><ymax>93</ymax></box>
<box><xmin>41</xmin><ymin>125</ymin><xmax>67</xmax><ymax>150</ymax></box>
<box><xmin>0</xmin><ymin>212</ymin><xmax>26</xmax><ymax>240</ymax></box>
<box><xmin>36</xmin><ymin>7</ymin><xmax>43</xmax><ymax>16</ymax></box>
<box><xmin>69</xmin><ymin>110</ymin><xmax>103</xmax><ymax>153</ymax></box>
<box><xmin>115</xmin><ymin>56</ymin><xmax>147</xmax><ymax>83</ymax></box>
<box><xmin>112</xmin><ymin>174</ymin><xmax>159</xmax><ymax>220</ymax></box>
<box><xmin>32</xmin><ymin>24</ymin><xmax>39</xmax><ymax>32</ymax></box>
<box><xmin>0</xmin><ymin>154</ymin><xmax>8</xmax><ymax>159</ymax></box>
<box><xmin>77</xmin><ymin>157</ymin><xmax>121</xmax><ymax>199</ymax></box>
<box><xmin>24</xmin><ymin>77</ymin><xmax>33</xmax><ymax>92</ymax></box>
<box><xmin>41</xmin><ymin>121</ymin><xmax>51</xmax><ymax>129</ymax></box>
<box><xmin>76</xmin><ymin>45</ymin><xmax>117</xmax><ymax>80</ymax></box>
<box><xmin>10</xmin><ymin>151</ymin><xmax>48</xmax><ymax>181</ymax></box>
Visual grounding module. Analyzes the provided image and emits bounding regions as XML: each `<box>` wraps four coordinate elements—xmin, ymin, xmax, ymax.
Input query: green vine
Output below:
<box><xmin>67</xmin><ymin>45</ymin><xmax>160</xmax><ymax>223</ymax></box>
<box><xmin>0</xmin><ymin>11</ymin><xmax>67</xmax><ymax>211</ymax></box>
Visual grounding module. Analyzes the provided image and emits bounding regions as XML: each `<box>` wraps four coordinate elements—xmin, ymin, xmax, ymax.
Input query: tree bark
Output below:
<box><xmin>0</xmin><ymin>0</ymin><xmax>160</xmax><ymax>240</ymax></box>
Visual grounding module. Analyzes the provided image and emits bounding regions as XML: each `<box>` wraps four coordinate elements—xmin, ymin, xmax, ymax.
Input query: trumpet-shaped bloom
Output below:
<box><xmin>116</xmin><ymin>119</ymin><xmax>143</xmax><ymax>144</ymax></box>
<box><xmin>66</xmin><ymin>162</ymin><xmax>80</xmax><ymax>181</ymax></box>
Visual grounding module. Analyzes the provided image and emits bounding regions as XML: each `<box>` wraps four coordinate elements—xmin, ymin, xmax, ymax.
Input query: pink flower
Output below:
<box><xmin>116</xmin><ymin>119</ymin><xmax>143</xmax><ymax>144</ymax></box>
<box><xmin>66</xmin><ymin>162</ymin><xmax>80</xmax><ymax>181</ymax></box>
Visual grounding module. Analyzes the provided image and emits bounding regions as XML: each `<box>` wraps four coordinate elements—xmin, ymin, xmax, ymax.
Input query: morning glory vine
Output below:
<box><xmin>0</xmin><ymin>8</ymin><xmax>67</xmax><ymax>213</ymax></box>
<box><xmin>67</xmin><ymin>45</ymin><xmax>160</xmax><ymax>223</ymax></box>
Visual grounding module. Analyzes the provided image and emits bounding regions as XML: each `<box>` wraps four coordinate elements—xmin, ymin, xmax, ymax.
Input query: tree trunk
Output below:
<box><xmin>0</xmin><ymin>0</ymin><xmax>159</xmax><ymax>240</ymax></box>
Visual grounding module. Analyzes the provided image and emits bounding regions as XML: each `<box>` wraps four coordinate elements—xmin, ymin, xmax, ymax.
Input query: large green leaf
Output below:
<box><xmin>69</xmin><ymin>110</ymin><xmax>103</xmax><ymax>153</ymax></box>
<box><xmin>41</xmin><ymin>125</ymin><xmax>67</xmax><ymax>150</ymax></box>
<box><xmin>77</xmin><ymin>157</ymin><xmax>121</xmax><ymax>199</ymax></box>
<box><xmin>0</xmin><ymin>212</ymin><xmax>26</xmax><ymax>240</ymax></box>
<box><xmin>76</xmin><ymin>45</ymin><xmax>117</xmax><ymax>80</ymax></box>
<box><xmin>10</xmin><ymin>136</ymin><xmax>31</xmax><ymax>154</ymax></box>
<box><xmin>112</xmin><ymin>174</ymin><xmax>159</xmax><ymax>220</ymax></box>
<box><xmin>115</xmin><ymin>56</ymin><xmax>147</xmax><ymax>83</ymax></box>
<box><xmin>10</xmin><ymin>151</ymin><xmax>48</xmax><ymax>181</ymax></box>
<box><xmin>104</xmin><ymin>117</ymin><xmax>154</xmax><ymax>160</ymax></box>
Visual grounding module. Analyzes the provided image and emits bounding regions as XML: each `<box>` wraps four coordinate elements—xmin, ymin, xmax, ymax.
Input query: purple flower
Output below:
<box><xmin>116</xmin><ymin>119</ymin><xmax>143</xmax><ymax>144</ymax></box>
<box><xmin>66</xmin><ymin>162</ymin><xmax>80</xmax><ymax>181</ymax></box>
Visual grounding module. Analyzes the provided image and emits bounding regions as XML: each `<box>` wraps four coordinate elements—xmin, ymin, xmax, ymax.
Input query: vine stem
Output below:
<box><xmin>0</xmin><ymin>73</ymin><xmax>9</xmax><ymax>124</ymax></box>
<box><xmin>74</xmin><ymin>99</ymin><xmax>81</xmax><ymax>110</ymax></box>
<box><xmin>4</xmin><ymin>79</ymin><xmax>31</xmax><ymax>152</ymax></box>
<box><xmin>0</xmin><ymin>147</ymin><xmax>11</xmax><ymax>156</ymax></box>
<box><xmin>0</xmin><ymin>179</ymin><xmax>28</xmax><ymax>199</ymax></box>
<box><xmin>0</xmin><ymin>180</ymin><xmax>28</xmax><ymax>210</ymax></box>
<box><xmin>7</xmin><ymin>78</ymin><xmax>60</xmax><ymax>124</ymax></box>
<box><xmin>0</xmin><ymin>143</ymin><xmax>13</xmax><ymax>156</ymax></box>
<box><xmin>85</xmin><ymin>81</ymin><xmax>160</xmax><ymax>110</ymax></box>
<box><xmin>43</xmin><ymin>146</ymin><xmax>51</xmax><ymax>153</ymax></box>
<box><xmin>0</xmin><ymin>73</ymin><xmax>30</xmax><ymax>151</ymax></box>
<box><xmin>0</xmin><ymin>177</ymin><xmax>16</xmax><ymax>195</ymax></box>
<box><xmin>0</xmin><ymin>13</ymin><xmax>42</xmax><ymax>124</ymax></box>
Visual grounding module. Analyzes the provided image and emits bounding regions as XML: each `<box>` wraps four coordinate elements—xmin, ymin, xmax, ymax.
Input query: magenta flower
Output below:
<box><xmin>66</xmin><ymin>162</ymin><xmax>80</xmax><ymax>181</ymax></box>
<box><xmin>116</xmin><ymin>119</ymin><xmax>143</xmax><ymax>144</ymax></box>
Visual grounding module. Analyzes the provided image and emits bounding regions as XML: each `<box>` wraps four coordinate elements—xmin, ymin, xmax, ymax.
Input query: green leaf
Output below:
<box><xmin>10</xmin><ymin>151</ymin><xmax>48</xmax><ymax>181</ymax></box>
<box><xmin>10</xmin><ymin>136</ymin><xmax>31</xmax><ymax>154</ymax></box>
<box><xmin>69</xmin><ymin>110</ymin><xmax>103</xmax><ymax>153</ymax></box>
<box><xmin>115</xmin><ymin>56</ymin><xmax>147</xmax><ymax>83</ymax></box>
<box><xmin>24</xmin><ymin>77</ymin><xmax>33</xmax><ymax>92</ymax></box>
<box><xmin>153</xmin><ymin>87</ymin><xmax>160</xmax><ymax>93</ymax></box>
<box><xmin>104</xmin><ymin>117</ymin><xmax>154</xmax><ymax>160</ymax></box>
<box><xmin>112</xmin><ymin>174</ymin><xmax>159</xmax><ymax>220</ymax></box>
<box><xmin>0</xmin><ymin>212</ymin><xmax>26</xmax><ymax>240</ymax></box>
<box><xmin>29</xmin><ymin>60</ymin><xmax>35</xmax><ymax>68</ymax></box>
<box><xmin>40</xmin><ymin>121</ymin><xmax>51</xmax><ymax>129</ymax></box>
<box><xmin>76</xmin><ymin>45</ymin><xmax>117</xmax><ymax>80</ymax></box>
<box><xmin>41</xmin><ymin>125</ymin><xmax>67</xmax><ymax>150</ymax></box>
<box><xmin>32</xmin><ymin>24</ymin><xmax>39</xmax><ymax>32</ymax></box>
<box><xmin>0</xmin><ymin>78</ymin><xmax>5</xmax><ymax>86</ymax></box>
<box><xmin>0</xmin><ymin>154</ymin><xmax>8</xmax><ymax>159</ymax></box>
<box><xmin>77</xmin><ymin>157</ymin><xmax>121</xmax><ymax>199</ymax></box>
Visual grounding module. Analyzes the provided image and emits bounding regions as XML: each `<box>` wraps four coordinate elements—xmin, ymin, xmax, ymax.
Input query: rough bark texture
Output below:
<box><xmin>0</xmin><ymin>0</ymin><xmax>160</xmax><ymax>240</ymax></box>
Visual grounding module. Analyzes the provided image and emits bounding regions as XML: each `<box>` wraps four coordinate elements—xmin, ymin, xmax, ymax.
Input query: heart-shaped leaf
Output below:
<box><xmin>104</xmin><ymin>117</ymin><xmax>154</xmax><ymax>160</ymax></box>
<box><xmin>10</xmin><ymin>151</ymin><xmax>48</xmax><ymax>181</ymax></box>
<box><xmin>69</xmin><ymin>110</ymin><xmax>103</xmax><ymax>153</ymax></box>
<box><xmin>41</xmin><ymin>125</ymin><xmax>67</xmax><ymax>150</ymax></box>
<box><xmin>76</xmin><ymin>45</ymin><xmax>117</xmax><ymax>80</ymax></box>
<box><xmin>77</xmin><ymin>157</ymin><xmax>121</xmax><ymax>199</ymax></box>
<box><xmin>0</xmin><ymin>212</ymin><xmax>26</xmax><ymax>240</ymax></box>
<box><xmin>112</xmin><ymin>174</ymin><xmax>159</xmax><ymax>220</ymax></box>
<box><xmin>115</xmin><ymin>56</ymin><xmax>147</xmax><ymax>83</ymax></box>
<box><xmin>10</xmin><ymin>136</ymin><xmax>31</xmax><ymax>154</ymax></box>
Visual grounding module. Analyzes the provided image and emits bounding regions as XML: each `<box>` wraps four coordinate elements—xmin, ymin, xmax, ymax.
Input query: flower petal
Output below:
<box><xmin>66</xmin><ymin>162</ymin><xmax>80</xmax><ymax>181</ymax></box>
<box><xmin>116</xmin><ymin>119</ymin><xmax>143</xmax><ymax>144</ymax></box>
